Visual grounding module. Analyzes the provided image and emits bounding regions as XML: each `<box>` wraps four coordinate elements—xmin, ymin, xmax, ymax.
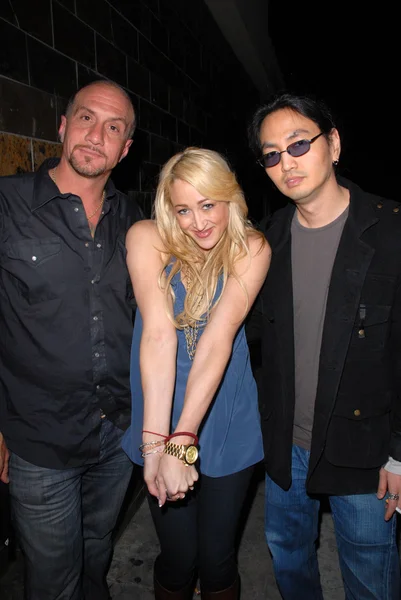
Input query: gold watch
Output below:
<box><xmin>164</xmin><ymin>441</ymin><xmax>199</xmax><ymax>466</ymax></box>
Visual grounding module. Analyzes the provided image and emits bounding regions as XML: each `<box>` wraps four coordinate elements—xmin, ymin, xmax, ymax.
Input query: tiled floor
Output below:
<box><xmin>0</xmin><ymin>473</ymin><xmax>347</xmax><ymax>599</ymax></box>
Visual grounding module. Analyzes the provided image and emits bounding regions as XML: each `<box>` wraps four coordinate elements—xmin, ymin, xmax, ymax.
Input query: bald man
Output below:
<box><xmin>0</xmin><ymin>80</ymin><xmax>142</xmax><ymax>600</ymax></box>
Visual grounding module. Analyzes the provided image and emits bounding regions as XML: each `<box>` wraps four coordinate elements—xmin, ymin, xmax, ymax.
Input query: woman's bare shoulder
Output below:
<box><xmin>247</xmin><ymin>230</ymin><xmax>271</xmax><ymax>260</ymax></box>
<box><xmin>126</xmin><ymin>219</ymin><xmax>163</xmax><ymax>249</ymax></box>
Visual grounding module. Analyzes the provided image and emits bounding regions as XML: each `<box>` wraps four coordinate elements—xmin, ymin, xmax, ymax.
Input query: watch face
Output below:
<box><xmin>185</xmin><ymin>445</ymin><xmax>198</xmax><ymax>465</ymax></box>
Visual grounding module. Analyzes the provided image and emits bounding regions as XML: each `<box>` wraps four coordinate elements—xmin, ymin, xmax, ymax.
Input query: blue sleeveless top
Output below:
<box><xmin>122</xmin><ymin>267</ymin><xmax>263</xmax><ymax>477</ymax></box>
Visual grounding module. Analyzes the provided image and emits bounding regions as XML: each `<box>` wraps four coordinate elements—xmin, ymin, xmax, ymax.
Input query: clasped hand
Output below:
<box><xmin>144</xmin><ymin>452</ymin><xmax>198</xmax><ymax>507</ymax></box>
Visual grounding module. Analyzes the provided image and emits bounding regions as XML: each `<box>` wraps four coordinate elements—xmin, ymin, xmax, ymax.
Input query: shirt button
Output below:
<box><xmin>74</xmin><ymin>207</ymin><xmax>79</xmax><ymax>212</ymax></box>
<box><xmin>85</xmin><ymin>242</ymin><xmax>89</xmax><ymax>248</ymax></box>
<box><xmin>93</xmin><ymin>316</ymin><xmax>98</xmax><ymax>321</ymax></box>
<box><xmin>96</xmin><ymin>385</ymin><xmax>100</xmax><ymax>390</ymax></box>
<box><xmin>354</xmin><ymin>409</ymin><xmax>361</xmax><ymax>417</ymax></box>
<box><xmin>96</xmin><ymin>243</ymin><xmax>102</xmax><ymax>248</ymax></box>
<box><xmin>31</xmin><ymin>256</ymin><xmax>37</xmax><ymax>261</ymax></box>
<box><xmin>91</xmin><ymin>279</ymin><xmax>95</xmax><ymax>284</ymax></box>
<box><xmin>94</xmin><ymin>352</ymin><xmax>100</xmax><ymax>358</ymax></box>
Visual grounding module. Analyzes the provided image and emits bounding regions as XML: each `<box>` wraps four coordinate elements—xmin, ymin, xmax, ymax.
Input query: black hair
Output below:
<box><xmin>64</xmin><ymin>79</ymin><xmax>136</xmax><ymax>139</ymax></box>
<box><xmin>248</xmin><ymin>92</ymin><xmax>337</xmax><ymax>157</ymax></box>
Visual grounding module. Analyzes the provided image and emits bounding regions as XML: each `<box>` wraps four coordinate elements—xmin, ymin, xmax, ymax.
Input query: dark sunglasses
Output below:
<box><xmin>258</xmin><ymin>132</ymin><xmax>324</xmax><ymax>169</ymax></box>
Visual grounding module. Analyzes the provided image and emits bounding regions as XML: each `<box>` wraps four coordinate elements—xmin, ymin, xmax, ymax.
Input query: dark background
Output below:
<box><xmin>267</xmin><ymin>2</ymin><xmax>397</xmax><ymax>204</ymax></box>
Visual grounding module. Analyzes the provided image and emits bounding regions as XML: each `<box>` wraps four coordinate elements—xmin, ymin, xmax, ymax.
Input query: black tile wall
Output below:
<box><xmin>142</xmin><ymin>0</ymin><xmax>159</xmax><ymax>17</ymax></box>
<box><xmin>7</xmin><ymin>0</ymin><xmax>52</xmax><ymax>45</ymax></box>
<box><xmin>55</xmin><ymin>0</ymin><xmax>75</xmax><ymax>12</ymax></box>
<box><xmin>177</xmin><ymin>120</ymin><xmax>190</xmax><ymax>146</ymax></box>
<box><xmin>77</xmin><ymin>65</ymin><xmax>104</xmax><ymax>90</ymax></box>
<box><xmin>140</xmin><ymin>161</ymin><xmax>160</xmax><ymax>192</ymax></box>
<box><xmin>109</xmin><ymin>0</ymin><xmax>143</xmax><ymax>31</ymax></box>
<box><xmin>138</xmin><ymin>100</ymin><xmax>162</xmax><ymax>136</ymax></box>
<box><xmin>160</xmin><ymin>112</ymin><xmax>176</xmax><ymax>141</ymax></box>
<box><xmin>96</xmin><ymin>34</ymin><xmax>127</xmax><ymax>87</ymax></box>
<box><xmin>0</xmin><ymin>3</ymin><xmax>17</xmax><ymax>25</ymax></box>
<box><xmin>53</xmin><ymin>2</ymin><xmax>96</xmax><ymax>69</ymax></box>
<box><xmin>0</xmin><ymin>19</ymin><xmax>28</xmax><ymax>84</ymax></box>
<box><xmin>0</xmin><ymin>0</ymin><xmax>262</xmax><ymax>216</ymax></box>
<box><xmin>169</xmin><ymin>86</ymin><xmax>183</xmax><ymax>119</ymax></box>
<box><xmin>150</xmin><ymin>73</ymin><xmax>169</xmax><ymax>111</ymax></box>
<box><xmin>111</xmin><ymin>9</ymin><xmax>138</xmax><ymax>60</ymax></box>
<box><xmin>127</xmin><ymin>59</ymin><xmax>150</xmax><ymax>100</ymax></box>
<box><xmin>27</xmin><ymin>37</ymin><xmax>77</xmax><ymax>98</ymax></box>
<box><xmin>0</xmin><ymin>77</ymin><xmax>57</xmax><ymax>141</ymax></box>
<box><xmin>133</xmin><ymin>129</ymin><xmax>151</xmax><ymax>162</ymax></box>
<box><xmin>150</xmin><ymin>14</ymin><xmax>168</xmax><ymax>56</ymax></box>
<box><xmin>150</xmin><ymin>134</ymin><xmax>172</xmax><ymax>165</ymax></box>
<box><xmin>77</xmin><ymin>0</ymin><xmax>112</xmax><ymax>41</ymax></box>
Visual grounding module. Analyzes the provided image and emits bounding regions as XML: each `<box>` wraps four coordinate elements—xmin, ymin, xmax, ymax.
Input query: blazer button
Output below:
<box><xmin>377</xmin><ymin>203</ymin><xmax>383</xmax><ymax>209</ymax></box>
<box><xmin>393</xmin><ymin>207</ymin><xmax>400</xmax><ymax>213</ymax></box>
<box><xmin>353</xmin><ymin>409</ymin><xmax>361</xmax><ymax>416</ymax></box>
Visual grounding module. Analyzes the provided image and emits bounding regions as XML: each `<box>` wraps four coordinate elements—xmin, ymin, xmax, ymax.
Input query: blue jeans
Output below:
<box><xmin>265</xmin><ymin>445</ymin><xmax>400</xmax><ymax>600</ymax></box>
<box><xmin>8</xmin><ymin>418</ymin><xmax>133</xmax><ymax>600</ymax></box>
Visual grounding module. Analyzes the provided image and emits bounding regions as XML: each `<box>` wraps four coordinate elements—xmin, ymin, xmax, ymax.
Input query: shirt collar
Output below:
<box><xmin>31</xmin><ymin>157</ymin><xmax>119</xmax><ymax>214</ymax></box>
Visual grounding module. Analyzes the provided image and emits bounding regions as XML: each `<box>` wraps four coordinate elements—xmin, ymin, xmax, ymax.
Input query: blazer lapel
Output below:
<box><xmin>265</xmin><ymin>204</ymin><xmax>296</xmax><ymax>407</ymax></box>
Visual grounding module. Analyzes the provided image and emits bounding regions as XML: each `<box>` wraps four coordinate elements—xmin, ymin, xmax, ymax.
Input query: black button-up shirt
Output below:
<box><xmin>0</xmin><ymin>158</ymin><xmax>143</xmax><ymax>468</ymax></box>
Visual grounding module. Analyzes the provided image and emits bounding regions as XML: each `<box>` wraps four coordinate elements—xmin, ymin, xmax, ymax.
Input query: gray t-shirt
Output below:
<box><xmin>292</xmin><ymin>207</ymin><xmax>349</xmax><ymax>450</ymax></box>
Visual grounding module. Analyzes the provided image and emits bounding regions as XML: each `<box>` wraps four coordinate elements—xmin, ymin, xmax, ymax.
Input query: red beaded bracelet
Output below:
<box><xmin>166</xmin><ymin>431</ymin><xmax>199</xmax><ymax>446</ymax></box>
<box><xmin>142</xmin><ymin>430</ymin><xmax>167</xmax><ymax>439</ymax></box>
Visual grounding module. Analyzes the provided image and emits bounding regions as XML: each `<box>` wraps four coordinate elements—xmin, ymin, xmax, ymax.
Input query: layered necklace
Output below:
<box><xmin>182</xmin><ymin>269</ymin><xmax>206</xmax><ymax>360</ymax></box>
<box><xmin>49</xmin><ymin>167</ymin><xmax>105</xmax><ymax>238</ymax></box>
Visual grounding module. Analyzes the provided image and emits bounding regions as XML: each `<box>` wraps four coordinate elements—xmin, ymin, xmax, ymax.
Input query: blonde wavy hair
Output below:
<box><xmin>154</xmin><ymin>147</ymin><xmax>265</xmax><ymax>329</ymax></box>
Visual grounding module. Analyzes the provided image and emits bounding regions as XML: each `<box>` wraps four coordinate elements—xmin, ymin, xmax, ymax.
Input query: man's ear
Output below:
<box><xmin>329</xmin><ymin>128</ymin><xmax>341</xmax><ymax>162</ymax></box>
<box><xmin>118</xmin><ymin>139</ymin><xmax>133</xmax><ymax>163</ymax></box>
<box><xmin>58</xmin><ymin>115</ymin><xmax>67</xmax><ymax>144</ymax></box>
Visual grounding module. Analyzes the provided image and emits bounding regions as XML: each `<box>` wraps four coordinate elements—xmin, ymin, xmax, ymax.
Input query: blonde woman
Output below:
<box><xmin>122</xmin><ymin>148</ymin><xmax>271</xmax><ymax>599</ymax></box>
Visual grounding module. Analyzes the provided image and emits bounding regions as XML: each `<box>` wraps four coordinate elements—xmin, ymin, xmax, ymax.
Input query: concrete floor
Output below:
<box><xmin>0</xmin><ymin>470</ymin><xmax>348</xmax><ymax>599</ymax></box>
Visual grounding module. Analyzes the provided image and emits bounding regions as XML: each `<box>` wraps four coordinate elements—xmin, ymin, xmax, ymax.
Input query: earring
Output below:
<box><xmin>333</xmin><ymin>159</ymin><xmax>339</xmax><ymax>166</ymax></box>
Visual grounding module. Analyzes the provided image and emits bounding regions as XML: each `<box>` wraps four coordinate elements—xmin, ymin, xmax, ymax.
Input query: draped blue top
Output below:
<box><xmin>122</xmin><ymin>267</ymin><xmax>263</xmax><ymax>477</ymax></box>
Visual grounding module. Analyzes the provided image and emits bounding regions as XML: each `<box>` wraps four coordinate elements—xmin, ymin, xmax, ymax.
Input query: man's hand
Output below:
<box><xmin>377</xmin><ymin>467</ymin><xmax>401</xmax><ymax>520</ymax></box>
<box><xmin>0</xmin><ymin>432</ymin><xmax>10</xmax><ymax>484</ymax></box>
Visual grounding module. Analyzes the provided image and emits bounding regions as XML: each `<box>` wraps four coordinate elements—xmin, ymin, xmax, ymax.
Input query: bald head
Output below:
<box><xmin>65</xmin><ymin>80</ymin><xmax>136</xmax><ymax>139</ymax></box>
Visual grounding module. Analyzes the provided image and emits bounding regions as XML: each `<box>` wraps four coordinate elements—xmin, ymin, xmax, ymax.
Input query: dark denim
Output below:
<box><xmin>8</xmin><ymin>418</ymin><xmax>133</xmax><ymax>600</ymax></box>
<box><xmin>265</xmin><ymin>445</ymin><xmax>400</xmax><ymax>599</ymax></box>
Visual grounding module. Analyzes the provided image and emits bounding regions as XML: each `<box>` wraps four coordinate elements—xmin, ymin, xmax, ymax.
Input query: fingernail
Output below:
<box><xmin>157</xmin><ymin>497</ymin><xmax>162</xmax><ymax>508</ymax></box>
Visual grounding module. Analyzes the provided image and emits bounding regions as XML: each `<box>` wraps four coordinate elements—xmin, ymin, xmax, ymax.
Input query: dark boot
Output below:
<box><xmin>201</xmin><ymin>576</ymin><xmax>240</xmax><ymax>599</ymax></box>
<box><xmin>154</xmin><ymin>575</ymin><xmax>195</xmax><ymax>600</ymax></box>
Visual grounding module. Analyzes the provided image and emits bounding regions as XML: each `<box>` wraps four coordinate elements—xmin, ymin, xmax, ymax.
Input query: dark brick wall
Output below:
<box><xmin>0</xmin><ymin>0</ymin><xmax>261</xmax><ymax>216</ymax></box>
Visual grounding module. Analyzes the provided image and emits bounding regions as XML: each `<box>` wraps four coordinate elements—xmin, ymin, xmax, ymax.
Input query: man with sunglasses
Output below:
<box><xmin>247</xmin><ymin>93</ymin><xmax>401</xmax><ymax>599</ymax></box>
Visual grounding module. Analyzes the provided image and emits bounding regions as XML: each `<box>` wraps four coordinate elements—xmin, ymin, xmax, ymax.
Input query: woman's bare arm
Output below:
<box><xmin>126</xmin><ymin>220</ymin><xmax>177</xmax><ymax>498</ymax></box>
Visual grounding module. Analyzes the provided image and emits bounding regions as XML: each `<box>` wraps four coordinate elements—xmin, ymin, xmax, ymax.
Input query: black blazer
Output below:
<box><xmin>251</xmin><ymin>178</ymin><xmax>401</xmax><ymax>495</ymax></box>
